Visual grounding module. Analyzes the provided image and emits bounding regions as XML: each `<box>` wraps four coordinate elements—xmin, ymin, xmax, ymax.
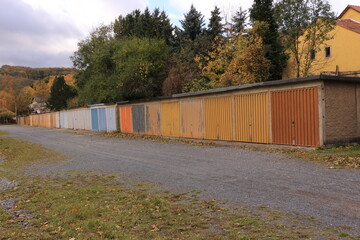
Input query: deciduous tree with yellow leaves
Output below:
<box><xmin>191</xmin><ymin>22</ymin><xmax>270</xmax><ymax>91</ymax></box>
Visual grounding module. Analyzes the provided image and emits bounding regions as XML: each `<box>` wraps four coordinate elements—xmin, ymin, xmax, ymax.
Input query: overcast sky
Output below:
<box><xmin>0</xmin><ymin>0</ymin><xmax>356</xmax><ymax>68</ymax></box>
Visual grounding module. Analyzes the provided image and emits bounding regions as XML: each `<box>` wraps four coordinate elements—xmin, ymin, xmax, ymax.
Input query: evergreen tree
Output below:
<box><xmin>231</xmin><ymin>7</ymin><xmax>247</xmax><ymax>33</ymax></box>
<box><xmin>250</xmin><ymin>0</ymin><xmax>287</xmax><ymax>80</ymax></box>
<box><xmin>47</xmin><ymin>76</ymin><xmax>76</xmax><ymax>111</ymax></box>
<box><xmin>114</xmin><ymin>8</ymin><xmax>174</xmax><ymax>46</ymax></box>
<box><xmin>207</xmin><ymin>6</ymin><xmax>223</xmax><ymax>40</ymax></box>
<box><xmin>179</xmin><ymin>5</ymin><xmax>205</xmax><ymax>41</ymax></box>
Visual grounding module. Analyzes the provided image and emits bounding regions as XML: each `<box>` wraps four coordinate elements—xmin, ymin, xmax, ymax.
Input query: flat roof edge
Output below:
<box><xmin>114</xmin><ymin>75</ymin><xmax>360</xmax><ymax>105</ymax></box>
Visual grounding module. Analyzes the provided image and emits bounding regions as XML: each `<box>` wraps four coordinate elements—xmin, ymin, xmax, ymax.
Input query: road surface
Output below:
<box><xmin>1</xmin><ymin>125</ymin><xmax>359</xmax><ymax>233</ymax></box>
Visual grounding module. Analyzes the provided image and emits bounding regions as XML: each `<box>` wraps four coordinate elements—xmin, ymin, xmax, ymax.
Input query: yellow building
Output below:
<box><xmin>283</xmin><ymin>5</ymin><xmax>360</xmax><ymax>79</ymax></box>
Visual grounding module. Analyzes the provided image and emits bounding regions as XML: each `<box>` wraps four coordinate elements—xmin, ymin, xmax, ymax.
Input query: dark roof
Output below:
<box><xmin>115</xmin><ymin>75</ymin><xmax>360</xmax><ymax>105</ymax></box>
<box><xmin>337</xmin><ymin>19</ymin><xmax>360</xmax><ymax>35</ymax></box>
<box><xmin>33</xmin><ymin>97</ymin><xmax>45</xmax><ymax>102</ymax></box>
<box><xmin>339</xmin><ymin>5</ymin><xmax>360</xmax><ymax>18</ymax></box>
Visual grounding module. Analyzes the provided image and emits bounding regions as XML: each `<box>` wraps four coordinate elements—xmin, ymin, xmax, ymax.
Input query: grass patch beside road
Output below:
<box><xmin>282</xmin><ymin>144</ymin><xmax>360</xmax><ymax>169</ymax></box>
<box><xmin>1</xmin><ymin>173</ymin><xmax>350</xmax><ymax>240</ymax></box>
<box><xmin>0</xmin><ymin>134</ymin><xmax>63</xmax><ymax>178</ymax></box>
<box><xmin>0</xmin><ymin>131</ymin><xmax>358</xmax><ymax>239</ymax></box>
<box><xmin>0</xmin><ymin>129</ymin><xmax>9</xmax><ymax>136</ymax></box>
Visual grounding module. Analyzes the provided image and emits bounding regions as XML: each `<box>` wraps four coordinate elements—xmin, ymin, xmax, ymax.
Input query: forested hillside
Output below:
<box><xmin>0</xmin><ymin>65</ymin><xmax>76</xmax><ymax>115</ymax></box>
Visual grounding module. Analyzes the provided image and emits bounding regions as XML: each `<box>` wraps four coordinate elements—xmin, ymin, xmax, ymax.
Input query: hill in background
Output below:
<box><xmin>0</xmin><ymin>65</ymin><xmax>77</xmax><ymax>115</ymax></box>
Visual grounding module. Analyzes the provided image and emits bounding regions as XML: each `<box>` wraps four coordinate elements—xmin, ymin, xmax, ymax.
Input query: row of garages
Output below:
<box><xmin>18</xmin><ymin>76</ymin><xmax>360</xmax><ymax>147</ymax></box>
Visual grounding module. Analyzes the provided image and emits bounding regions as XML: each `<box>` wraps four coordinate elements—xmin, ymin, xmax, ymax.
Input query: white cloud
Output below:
<box><xmin>168</xmin><ymin>0</ymin><xmax>252</xmax><ymax>23</ymax></box>
<box><xmin>168</xmin><ymin>0</ymin><xmax>353</xmax><ymax>24</ymax></box>
<box><xmin>0</xmin><ymin>0</ymin><xmax>148</xmax><ymax>67</ymax></box>
<box><xmin>21</xmin><ymin>0</ymin><xmax>148</xmax><ymax>35</ymax></box>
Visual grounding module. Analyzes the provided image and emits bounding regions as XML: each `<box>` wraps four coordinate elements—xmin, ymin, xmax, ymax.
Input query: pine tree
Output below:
<box><xmin>231</xmin><ymin>7</ymin><xmax>247</xmax><ymax>33</ymax></box>
<box><xmin>180</xmin><ymin>5</ymin><xmax>205</xmax><ymax>41</ymax></box>
<box><xmin>114</xmin><ymin>8</ymin><xmax>174</xmax><ymax>46</ymax></box>
<box><xmin>250</xmin><ymin>0</ymin><xmax>287</xmax><ymax>81</ymax></box>
<box><xmin>47</xmin><ymin>76</ymin><xmax>76</xmax><ymax>111</ymax></box>
<box><xmin>207</xmin><ymin>6</ymin><xmax>223</xmax><ymax>40</ymax></box>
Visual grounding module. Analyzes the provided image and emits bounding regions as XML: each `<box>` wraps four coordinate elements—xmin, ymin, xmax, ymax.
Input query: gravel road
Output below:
<box><xmin>1</xmin><ymin>125</ymin><xmax>360</xmax><ymax>233</ymax></box>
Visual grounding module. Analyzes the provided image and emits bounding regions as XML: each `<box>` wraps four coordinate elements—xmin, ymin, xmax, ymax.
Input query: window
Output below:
<box><xmin>325</xmin><ymin>46</ymin><xmax>331</xmax><ymax>58</ymax></box>
<box><xmin>310</xmin><ymin>49</ymin><xmax>316</xmax><ymax>60</ymax></box>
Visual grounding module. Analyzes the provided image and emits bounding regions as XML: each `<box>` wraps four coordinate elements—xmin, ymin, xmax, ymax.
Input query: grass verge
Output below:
<box><xmin>276</xmin><ymin>144</ymin><xmax>360</xmax><ymax>169</ymax></box>
<box><xmin>0</xmin><ymin>130</ymin><xmax>358</xmax><ymax>239</ymax></box>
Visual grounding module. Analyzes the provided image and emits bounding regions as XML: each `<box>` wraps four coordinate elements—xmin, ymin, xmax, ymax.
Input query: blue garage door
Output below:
<box><xmin>91</xmin><ymin>108</ymin><xmax>99</xmax><ymax>131</ymax></box>
<box><xmin>98</xmin><ymin>108</ymin><xmax>107</xmax><ymax>131</ymax></box>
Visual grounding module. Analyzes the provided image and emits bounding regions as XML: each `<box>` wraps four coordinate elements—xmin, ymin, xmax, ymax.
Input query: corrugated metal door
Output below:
<box><xmin>146</xmin><ymin>103</ymin><xmax>161</xmax><ymax>136</ymax></box>
<box><xmin>234</xmin><ymin>93</ymin><xmax>270</xmax><ymax>143</ymax></box>
<box><xmin>271</xmin><ymin>87</ymin><xmax>320</xmax><ymax>147</ymax></box>
<box><xmin>67</xmin><ymin>111</ymin><xmax>75</xmax><ymax>129</ymax></box>
<box><xmin>84</xmin><ymin>109</ymin><xmax>92</xmax><ymax>130</ymax></box>
<box><xmin>204</xmin><ymin>97</ymin><xmax>233</xmax><ymax>141</ymax></box>
<box><xmin>98</xmin><ymin>108</ymin><xmax>107</xmax><ymax>131</ymax></box>
<box><xmin>54</xmin><ymin>112</ymin><xmax>60</xmax><ymax>128</ymax></box>
<box><xmin>132</xmin><ymin>105</ymin><xmax>145</xmax><ymax>133</ymax></box>
<box><xmin>120</xmin><ymin>106</ymin><xmax>133</xmax><ymax>133</ymax></box>
<box><xmin>73</xmin><ymin>110</ymin><xmax>82</xmax><ymax>130</ymax></box>
<box><xmin>91</xmin><ymin>108</ymin><xmax>99</xmax><ymax>131</ymax></box>
<box><xmin>180</xmin><ymin>99</ymin><xmax>204</xmax><ymax>139</ymax></box>
<box><xmin>60</xmin><ymin>111</ymin><xmax>65</xmax><ymax>128</ymax></box>
<box><xmin>161</xmin><ymin>102</ymin><xmax>180</xmax><ymax>137</ymax></box>
<box><xmin>105</xmin><ymin>107</ymin><xmax>117</xmax><ymax>132</ymax></box>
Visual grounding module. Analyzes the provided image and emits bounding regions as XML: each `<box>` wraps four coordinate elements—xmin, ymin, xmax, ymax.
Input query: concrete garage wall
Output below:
<box><xmin>325</xmin><ymin>82</ymin><xmax>359</xmax><ymax>143</ymax></box>
<box><xmin>18</xmin><ymin>76</ymin><xmax>360</xmax><ymax>147</ymax></box>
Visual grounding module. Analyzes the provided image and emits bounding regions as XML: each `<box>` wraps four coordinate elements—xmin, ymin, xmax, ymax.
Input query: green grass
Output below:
<box><xmin>0</xmin><ymin>129</ymin><xmax>9</xmax><ymax>136</ymax></box>
<box><xmin>0</xmin><ymin>134</ymin><xmax>64</xmax><ymax>178</ymax></box>
<box><xmin>0</xmin><ymin>131</ymin><xmax>358</xmax><ymax>239</ymax></box>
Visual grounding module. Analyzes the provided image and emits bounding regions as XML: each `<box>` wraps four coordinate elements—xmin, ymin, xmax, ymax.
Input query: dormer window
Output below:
<box><xmin>325</xmin><ymin>46</ymin><xmax>331</xmax><ymax>58</ymax></box>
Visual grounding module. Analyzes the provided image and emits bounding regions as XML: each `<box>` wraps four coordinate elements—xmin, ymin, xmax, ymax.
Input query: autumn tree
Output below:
<box><xmin>47</xmin><ymin>76</ymin><xmax>77</xmax><ymax>111</ymax></box>
<box><xmin>0</xmin><ymin>90</ymin><xmax>15</xmax><ymax>113</ymax></box>
<box><xmin>194</xmin><ymin>22</ymin><xmax>270</xmax><ymax>90</ymax></box>
<box><xmin>250</xmin><ymin>0</ymin><xmax>287</xmax><ymax>80</ymax></box>
<box><xmin>275</xmin><ymin>0</ymin><xmax>336</xmax><ymax>77</ymax></box>
<box><xmin>16</xmin><ymin>86</ymin><xmax>35</xmax><ymax>115</ymax></box>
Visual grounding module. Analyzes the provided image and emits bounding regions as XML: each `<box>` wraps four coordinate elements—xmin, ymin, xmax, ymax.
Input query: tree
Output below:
<box><xmin>0</xmin><ymin>108</ymin><xmax>15</xmax><ymax>124</ymax></box>
<box><xmin>207</xmin><ymin>6</ymin><xmax>223</xmax><ymax>40</ymax></box>
<box><xmin>16</xmin><ymin>86</ymin><xmax>35</xmax><ymax>115</ymax></box>
<box><xmin>71</xmin><ymin>25</ymin><xmax>116</xmax><ymax>105</ymax></box>
<box><xmin>231</xmin><ymin>7</ymin><xmax>247</xmax><ymax>33</ymax></box>
<box><xmin>275</xmin><ymin>0</ymin><xmax>336</xmax><ymax>77</ymax></box>
<box><xmin>193</xmin><ymin>22</ymin><xmax>270</xmax><ymax>90</ymax></box>
<box><xmin>0</xmin><ymin>90</ymin><xmax>15</xmax><ymax>112</ymax></box>
<box><xmin>47</xmin><ymin>76</ymin><xmax>77</xmax><ymax>111</ymax></box>
<box><xmin>163</xmin><ymin>5</ymin><xmax>210</xmax><ymax>95</ymax></box>
<box><xmin>113</xmin><ymin>37</ymin><xmax>170</xmax><ymax>100</ymax></box>
<box><xmin>179</xmin><ymin>5</ymin><xmax>205</xmax><ymax>41</ymax></box>
<box><xmin>250</xmin><ymin>0</ymin><xmax>288</xmax><ymax>80</ymax></box>
<box><xmin>113</xmin><ymin>8</ymin><xmax>174</xmax><ymax>46</ymax></box>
